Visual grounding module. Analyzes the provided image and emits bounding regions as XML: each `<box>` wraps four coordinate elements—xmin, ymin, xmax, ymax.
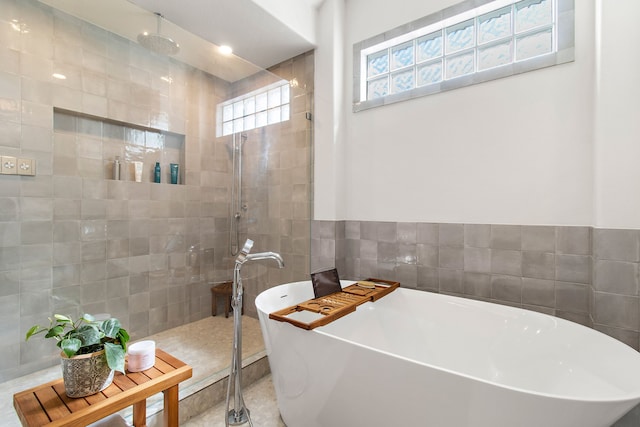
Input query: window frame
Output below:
<box><xmin>353</xmin><ymin>0</ymin><xmax>575</xmax><ymax>112</ymax></box>
<box><xmin>217</xmin><ymin>80</ymin><xmax>291</xmax><ymax>137</ymax></box>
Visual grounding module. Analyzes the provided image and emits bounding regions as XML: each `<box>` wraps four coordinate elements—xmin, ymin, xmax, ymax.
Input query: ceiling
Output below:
<box><xmin>40</xmin><ymin>0</ymin><xmax>322</xmax><ymax>82</ymax></box>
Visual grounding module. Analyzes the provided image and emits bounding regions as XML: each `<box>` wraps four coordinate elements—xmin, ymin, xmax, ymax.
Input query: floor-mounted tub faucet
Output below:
<box><xmin>226</xmin><ymin>239</ymin><xmax>284</xmax><ymax>426</ymax></box>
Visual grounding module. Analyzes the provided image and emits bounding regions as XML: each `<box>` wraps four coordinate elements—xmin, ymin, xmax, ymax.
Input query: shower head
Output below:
<box><xmin>137</xmin><ymin>13</ymin><xmax>180</xmax><ymax>56</ymax></box>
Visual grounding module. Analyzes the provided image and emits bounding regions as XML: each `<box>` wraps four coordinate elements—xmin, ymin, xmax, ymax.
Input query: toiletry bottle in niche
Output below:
<box><xmin>154</xmin><ymin>162</ymin><xmax>161</xmax><ymax>183</ymax></box>
<box><xmin>170</xmin><ymin>163</ymin><xmax>179</xmax><ymax>184</ymax></box>
<box><xmin>113</xmin><ymin>156</ymin><xmax>121</xmax><ymax>180</ymax></box>
<box><xmin>133</xmin><ymin>161</ymin><xmax>143</xmax><ymax>182</ymax></box>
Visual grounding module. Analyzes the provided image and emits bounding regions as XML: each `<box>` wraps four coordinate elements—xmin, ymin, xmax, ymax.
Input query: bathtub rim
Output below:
<box><xmin>256</xmin><ymin>280</ymin><xmax>640</xmax><ymax>405</ymax></box>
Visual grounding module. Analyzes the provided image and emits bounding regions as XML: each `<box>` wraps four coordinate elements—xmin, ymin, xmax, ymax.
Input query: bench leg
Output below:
<box><xmin>133</xmin><ymin>400</ymin><xmax>147</xmax><ymax>427</ymax></box>
<box><xmin>163</xmin><ymin>384</ymin><xmax>179</xmax><ymax>427</ymax></box>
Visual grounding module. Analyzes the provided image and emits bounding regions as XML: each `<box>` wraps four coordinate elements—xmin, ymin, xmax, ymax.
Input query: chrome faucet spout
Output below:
<box><xmin>243</xmin><ymin>251</ymin><xmax>285</xmax><ymax>268</ymax></box>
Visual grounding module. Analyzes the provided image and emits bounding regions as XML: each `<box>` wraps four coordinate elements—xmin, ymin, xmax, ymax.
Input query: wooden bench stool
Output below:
<box><xmin>13</xmin><ymin>349</ymin><xmax>191</xmax><ymax>427</ymax></box>
<box><xmin>211</xmin><ymin>281</ymin><xmax>244</xmax><ymax>317</ymax></box>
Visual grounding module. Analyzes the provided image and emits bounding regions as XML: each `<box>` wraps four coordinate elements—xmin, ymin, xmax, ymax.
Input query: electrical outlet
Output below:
<box><xmin>17</xmin><ymin>158</ymin><xmax>35</xmax><ymax>176</ymax></box>
<box><xmin>1</xmin><ymin>156</ymin><xmax>16</xmax><ymax>174</ymax></box>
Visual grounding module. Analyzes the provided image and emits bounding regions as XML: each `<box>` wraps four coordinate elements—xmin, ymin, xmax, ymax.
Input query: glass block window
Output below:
<box><xmin>354</xmin><ymin>0</ymin><xmax>574</xmax><ymax>111</ymax></box>
<box><xmin>217</xmin><ymin>80</ymin><xmax>290</xmax><ymax>136</ymax></box>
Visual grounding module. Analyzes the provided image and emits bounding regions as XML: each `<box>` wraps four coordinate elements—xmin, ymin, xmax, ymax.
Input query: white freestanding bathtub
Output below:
<box><xmin>256</xmin><ymin>280</ymin><xmax>640</xmax><ymax>427</ymax></box>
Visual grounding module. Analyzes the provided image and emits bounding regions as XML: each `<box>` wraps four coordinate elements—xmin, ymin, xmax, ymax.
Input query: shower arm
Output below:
<box><xmin>155</xmin><ymin>12</ymin><xmax>163</xmax><ymax>33</ymax></box>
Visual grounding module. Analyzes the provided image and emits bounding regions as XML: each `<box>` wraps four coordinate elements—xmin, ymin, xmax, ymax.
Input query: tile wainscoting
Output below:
<box><xmin>311</xmin><ymin>220</ymin><xmax>640</xmax><ymax>350</ymax></box>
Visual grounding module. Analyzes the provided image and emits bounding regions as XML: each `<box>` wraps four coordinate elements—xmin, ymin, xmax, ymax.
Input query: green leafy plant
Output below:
<box><xmin>26</xmin><ymin>314</ymin><xmax>130</xmax><ymax>374</ymax></box>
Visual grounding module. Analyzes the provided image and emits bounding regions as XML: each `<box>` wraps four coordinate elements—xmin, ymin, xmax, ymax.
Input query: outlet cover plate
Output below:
<box><xmin>1</xmin><ymin>156</ymin><xmax>17</xmax><ymax>174</ymax></box>
<box><xmin>17</xmin><ymin>158</ymin><xmax>35</xmax><ymax>176</ymax></box>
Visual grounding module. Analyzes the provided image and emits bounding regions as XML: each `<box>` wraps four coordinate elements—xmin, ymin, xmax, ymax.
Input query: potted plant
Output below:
<box><xmin>26</xmin><ymin>313</ymin><xmax>130</xmax><ymax>398</ymax></box>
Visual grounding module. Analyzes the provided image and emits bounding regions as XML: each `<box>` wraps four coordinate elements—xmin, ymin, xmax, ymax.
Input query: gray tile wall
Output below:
<box><xmin>593</xmin><ymin>229</ymin><xmax>640</xmax><ymax>348</ymax></box>
<box><xmin>0</xmin><ymin>0</ymin><xmax>313</xmax><ymax>382</ymax></box>
<box><xmin>312</xmin><ymin>221</ymin><xmax>640</xmax><ymax>351</ymax></box>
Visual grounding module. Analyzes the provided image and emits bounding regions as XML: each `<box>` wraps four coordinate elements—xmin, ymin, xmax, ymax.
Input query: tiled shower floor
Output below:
<box><xmin>1</xmin><ymin>315</ymin><xmax>285</xmax><ymax>426</ymax></box>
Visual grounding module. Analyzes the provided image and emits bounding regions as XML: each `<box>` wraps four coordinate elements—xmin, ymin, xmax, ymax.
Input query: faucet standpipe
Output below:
<box><xmin>225</xmin><ymin>239</ymin><xmax>284</xmax><ymax>426</ymax></box>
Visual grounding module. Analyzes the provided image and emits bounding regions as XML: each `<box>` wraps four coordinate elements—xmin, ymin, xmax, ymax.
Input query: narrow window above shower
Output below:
<box><xmin>217</xmin><ymin>80</ymin><xmax>291</xmax><ymax>137</ymax></box>
<box><xmin>353</xmin><ymin>0</ymin><xmax>575</xmax><ymax>112</ymax></box>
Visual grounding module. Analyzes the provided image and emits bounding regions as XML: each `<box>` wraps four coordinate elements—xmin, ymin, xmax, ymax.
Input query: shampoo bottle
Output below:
<box><xmin>154</xmin><ymin>162</ymin><xmax>161</xmax><ymax>183</ymax></box>
<box><xmin>170</xmin><ymin>163</ymin><xmax>179</xmax><ymax>184</ymax></box>
<box><xmin>113</xmin><ymin>156</ymin><xmax>121</xmax><ymax>180</ymax></box>
<box><xmin>133</xmin><ymin>161</ymin><xmax>143</xmax><ymax>182</ymax></box>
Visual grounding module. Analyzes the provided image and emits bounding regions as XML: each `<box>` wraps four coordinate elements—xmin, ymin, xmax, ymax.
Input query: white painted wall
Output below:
<box><xmin>314</xmin><ymin>0</ymin><xmax>637</xmax><ymax>227</ymax></box>
<box><xmin>593</xmin><ymin>0</ymin><xmax>640</xmax><ymax>229</ymax></box>
<box><xmin>314</xmin><ymin>0</ymin><xmax>347</xmax><ymax>219</ymax></box>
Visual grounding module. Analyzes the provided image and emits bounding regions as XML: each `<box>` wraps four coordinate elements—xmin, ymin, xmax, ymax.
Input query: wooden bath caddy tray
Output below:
<box><xmin>269</xmin><ymin>278</ymin><xmax>400</xmax><ymax>330</ymax></box>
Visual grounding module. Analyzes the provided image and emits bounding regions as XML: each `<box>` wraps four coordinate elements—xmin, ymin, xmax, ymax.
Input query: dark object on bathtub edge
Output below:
<box><xmin>311</xmin><ymin>268</ymin><xmax>342</xmax><ymax>298</ymax></box>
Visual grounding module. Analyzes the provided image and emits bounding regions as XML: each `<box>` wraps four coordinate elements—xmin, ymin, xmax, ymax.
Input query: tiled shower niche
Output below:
<box><xmin>54</xmin><ymin>110</ymin><xmax>185</xmax><ymax>185</ymax></box>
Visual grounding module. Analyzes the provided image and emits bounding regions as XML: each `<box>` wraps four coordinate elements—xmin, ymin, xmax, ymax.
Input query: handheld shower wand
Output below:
<box><xmin>226</xmin><ymin>239</ymin><xmax>284</xmax><ymax>426</ymax></box>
